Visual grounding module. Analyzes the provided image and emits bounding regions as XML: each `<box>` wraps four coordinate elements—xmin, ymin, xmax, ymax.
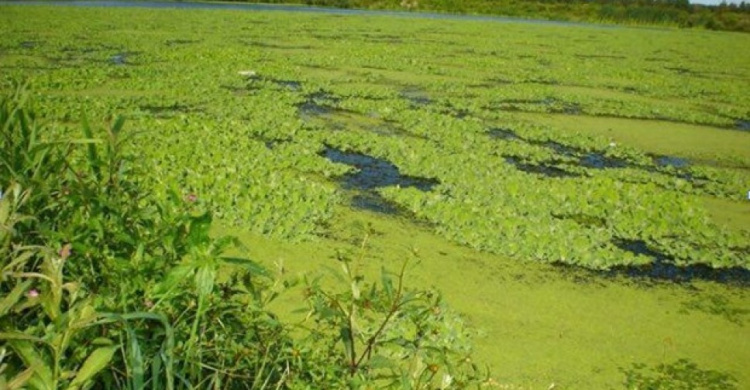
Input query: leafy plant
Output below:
<box><xmin>294</xmin><ymin>225</ymin><xmax>489</xmax><ymax>388</ymax></box>
<box><xmin>0</xmin><ymin>183</ymin><xmax>117</xmax><ymax>390</ymax></box>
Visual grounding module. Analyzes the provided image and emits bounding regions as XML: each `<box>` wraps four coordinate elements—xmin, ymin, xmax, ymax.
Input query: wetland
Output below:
<box><xmin>1</xmin><ymin>2</ymin><xmax>749</xmax><ymax>388</ymax></box>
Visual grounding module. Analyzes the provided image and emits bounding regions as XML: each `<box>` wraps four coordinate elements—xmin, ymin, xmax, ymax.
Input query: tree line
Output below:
<box><xmin>253</xmin><ymin>0</ymin><xmax>750</xmax><ymax>32</ymax></box>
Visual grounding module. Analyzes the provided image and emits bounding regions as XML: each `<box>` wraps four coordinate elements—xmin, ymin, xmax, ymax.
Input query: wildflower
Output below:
<box><xmin>186</xmin><ymin>193</ymin><xmax>198</xmax><ymax>203</ymax></box>
<box><xmin>27</xmin><ymin>289</ymin><xmax>39</xmax><ymax>298</ymax></box>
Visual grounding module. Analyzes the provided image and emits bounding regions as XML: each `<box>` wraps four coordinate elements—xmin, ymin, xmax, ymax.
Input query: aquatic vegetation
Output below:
<box><xmin>1</xmin><ymin>4</ymin><xmax>749</xmax><ymax>388</ymax></box>
<box><xmin>0</xmin><ymin>4</ymin><xmax>748</xmax><ymax>273</ymax></box>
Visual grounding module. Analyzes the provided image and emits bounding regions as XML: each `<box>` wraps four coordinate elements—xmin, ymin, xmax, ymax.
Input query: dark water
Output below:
<box><xmin>111</xmin><ymin>53</ymin><xmax>126</xmax><ymax>65</ymax></box>
<box><xmin>488</xmin><ymin>127</ymin><xmax>521</xmax><ymax>140</ymax></box>
<box><xmin>321</xmin><ymin>146</ymin><xmax>438</xmax><ymax>214</ymax></box>
<box><xmin>611</xmin><ymin>239</ymin><xmax>750</xmax><ymax>285</ymax></box>
<box><xmin>653</xmin><ymin>155</ymin><xmax>689</xmax><ymax>168</ymax></box>
<box><xmin>401</xmin><ymin>88</ymin><xmax>431</xmax><ymax>107</ymax></box>
<box><xmin>489</xmin><ymin>130</ymin><xmax>698</xmax><ymax>181</ymax></box>
<box><xmin>504</xmin><ymin>156</ymin><xmax>580</xmax><ymax>178</ymax></box>
<box><xmin>298</xmin><ymin>91</ymin><xmax>341</xmax><ymax>120</ymax></box>
<box><xmin>322</xmin><ymin>146</ymin><xmax>439</xmax><ymax>191</ymax></box>
<box><xmin>579</xmin><ymin>152</ymin><xmax>629</xmax><ymax>169</ymax></box>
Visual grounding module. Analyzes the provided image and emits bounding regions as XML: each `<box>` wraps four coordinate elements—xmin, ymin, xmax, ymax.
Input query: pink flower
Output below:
<box><xmin>27</xmin><ymin>289</ymin><xmax>39</xmax><ymax>298</ymax></box>
<box><xmin>186</xmin><ymin>193</ymin><xmax>198</xmax><ymax>203</ymax></box>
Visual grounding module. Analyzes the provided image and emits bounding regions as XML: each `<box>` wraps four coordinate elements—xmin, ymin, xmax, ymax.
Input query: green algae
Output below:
<box><xmin>217</xmin><ymin>206</ymin><xmax>748</xmax><ymax>388</ymax></box>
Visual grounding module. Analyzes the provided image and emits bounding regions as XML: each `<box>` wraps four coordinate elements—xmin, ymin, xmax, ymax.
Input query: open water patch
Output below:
<box><xmin>610</xmin><ymin>238</ymin><xmax>750</xmax><ymax>285</ymax></box>
<box><xmin>579</xmin><ymin>152</ymin><xmax>629</xmax><ymax>169</ymax></box>
<box><xmin>321</xmin><ymin>146</ymin><xmax>439</xmax><ymax>214</ymax></box>
<box><xmin>401</xmin><ymin>87</ymin><xmax>431</xmax><ymax>107</ymax></box>
<box><xmin>265</xmin><ymin>78</ymin><xmax>302</xmax><ymax>91</ymax></box>
<box><xmin>109</xmin><ymin>51</ymin><xmax>140</xmax><ymax>66</ymax></box>
<box><xmin>504</xmin><ymin>157</ymin><xmax>580</xmax><ymax>178</ymax></box>
<box><xmin>322</xmin><ymin>146</ymin><xmax>439</xmax><ymax>191</ymax></box>
<box><xmin>533</xmin><ymin>140</ymin><xmax>627</xmax><ymax>169</ymax></box>
<box><xmin>297</xmin><ymin>90</ymin><xmax>343</xmax><ymax>121</ymax></box>
<box><xmin>488</xmin><ymin>127</ymin><xmax>521</xmax><ymax>140</ymax></box>
<box><xmin>652</xmin><ymin>154</ymin><xmax>690</xmax><ymax>169</ymax></box>
<box><xmin>111</xmin><ymin>53</ymin><xmax>126</xmax><ymax>65</ymax></box>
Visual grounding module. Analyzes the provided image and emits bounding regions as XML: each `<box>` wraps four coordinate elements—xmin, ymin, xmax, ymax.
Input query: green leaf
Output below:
<box><xmin>195</xmin><ymin>264</ymin><xmax>216</xmax><ymax>299</ymax></box>
<box><xmin>110</xmin><ymin>115</ymin><xmax>126</xmax><ymax>138</ymax></box>
<box><xmin>7</xmin><ymin>339</ymin><xmax>54</xmax><ymax>390</ymax></box>
<box><xmin>67</xmin><ymin>345</ymin><xmax>119</xmax><ymax>390</ymax></box>
<box><xmin>7</xmin><ymin>366</ymin><xmax>35</xmax><ymax>390</ymax></box>
<box><xmin>0</xmin><ymin>280</ymin><xmax>31</xmax><ymax>318</ymax></box>
<box><xmin>154</xmin><ymin>265</ymin><xmax>194</xmax><ymax>296</ymax></box>
<box><xmin>186</xmin><ymin>212</ymin><xmax>212</xmax><ymax>247</ymax></box>
<box><xmin>80</xmin><ymin>116</ymin><xmax>101</xmax><ymax>182</ymax></box>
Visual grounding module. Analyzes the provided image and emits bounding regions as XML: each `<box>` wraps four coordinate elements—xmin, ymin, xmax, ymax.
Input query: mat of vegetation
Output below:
<box><xmin>2</xmin><ymin>4</ymin><xmax>748</xmax><ymax>272</ymax></box>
